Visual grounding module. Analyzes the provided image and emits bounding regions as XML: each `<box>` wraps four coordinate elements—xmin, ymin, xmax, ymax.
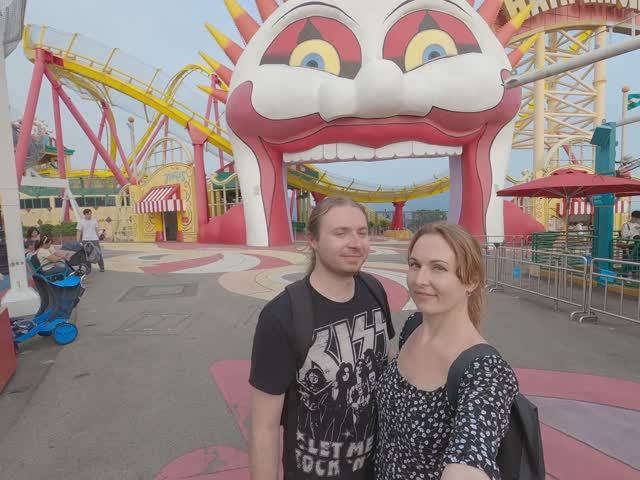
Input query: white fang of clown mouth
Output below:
<box><xmin>282</xmin><ymin>142</ymin><xmax>463</xmax><ymax>164</ymax></box>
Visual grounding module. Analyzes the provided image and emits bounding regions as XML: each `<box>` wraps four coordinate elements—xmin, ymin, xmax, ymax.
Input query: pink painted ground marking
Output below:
<box><xmin>157</xmin><ymin>361</ymin><xmax>640</xmax><ymax>478</ymax></box>
<box><xmin>142</xmin><ymin>254</ymin><xmax>224</xmax><ymax>274</ymax></box>
<box><xmin>370</xmin><ymin>272</ymin><xmax>409</xmax><ymax>312</ymax></box>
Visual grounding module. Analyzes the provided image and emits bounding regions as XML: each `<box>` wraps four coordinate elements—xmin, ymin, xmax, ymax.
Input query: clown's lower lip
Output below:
<box><xmin>282</xmin><ymin>142</ymin><xmax>463</xmax><ymax>164</ymax></box>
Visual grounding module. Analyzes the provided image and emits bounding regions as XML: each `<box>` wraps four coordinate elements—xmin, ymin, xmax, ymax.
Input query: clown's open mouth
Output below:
<box><xmin>282</xmin><ymin>142</ymin><xmax>463</xmax><ymax>163</ymax></box>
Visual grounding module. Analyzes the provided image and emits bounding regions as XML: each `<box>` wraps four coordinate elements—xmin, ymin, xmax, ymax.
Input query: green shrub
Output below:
<box><xmin>378</xmin><ymin>218</ymin><xmax>391</xmax><ymax>228</ymax></box>
<box><xmin>53</xmin><ymin>222</ymin><xmax>78</xmax><ymax>236</ymax></box>
<box><xmin>22</xmin><ymin>222</ymin><xmax>78</xmax><ymax>239</ymax></box>
<box><xmin>39</xmin><ymin>224</ymin><xmax>54</xmax><ymax>237</ymax></box>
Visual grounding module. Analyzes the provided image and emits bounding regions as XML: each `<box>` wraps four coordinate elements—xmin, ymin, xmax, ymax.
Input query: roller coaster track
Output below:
<box><xmin>24</xmin><ymin>24</ymin><xmax>522</xmax><ymax>203</ymax></box>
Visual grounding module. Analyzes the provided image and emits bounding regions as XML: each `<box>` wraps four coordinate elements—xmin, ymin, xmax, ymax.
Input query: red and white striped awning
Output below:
<box><xmin>134</xmin><ymin>185</ymin><xmax>184</xmax><ymax>214</ymax></box>
<box><xmin>557</xmin><ymin>198</ymin><xmax>630</xmax><ymax>216</ymax></box>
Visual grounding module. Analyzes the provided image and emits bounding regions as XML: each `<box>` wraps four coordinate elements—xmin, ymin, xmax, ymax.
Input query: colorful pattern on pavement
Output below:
<box><xmin>155</xmin><ymin>360</ymin><xmax>640</xmax><ymax>480</ymax></box>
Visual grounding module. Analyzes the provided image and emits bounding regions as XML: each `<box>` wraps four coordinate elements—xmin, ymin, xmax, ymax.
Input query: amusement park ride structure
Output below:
<box><xmin>11</xmin><ymin>0</ymin><xmax>640</xmax><ymax>237</ymax></box>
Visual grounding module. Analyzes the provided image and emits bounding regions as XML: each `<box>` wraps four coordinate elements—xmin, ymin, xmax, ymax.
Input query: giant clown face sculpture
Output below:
<box><xmin>205</xmin><ymin>0</ymin><xmax>526</xmax><ymax>246</ymax></box>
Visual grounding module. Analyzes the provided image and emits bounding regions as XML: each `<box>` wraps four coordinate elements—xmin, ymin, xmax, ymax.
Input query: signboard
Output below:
<box><xmin>505</xmin><ymin>0</ymin><xmax>640</xmax><ymax>20</ymax></box>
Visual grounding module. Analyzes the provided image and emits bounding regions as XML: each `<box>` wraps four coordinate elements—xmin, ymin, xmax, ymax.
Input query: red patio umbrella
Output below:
<box><xmin>497</xmin><ymin>168</ymin><xmax>640</xmax><ymax>249</ymax></box>
<box><xmin>497</xmin><ymin>168</ymin><xmax>640</xmax><ymax>199</ymax></box>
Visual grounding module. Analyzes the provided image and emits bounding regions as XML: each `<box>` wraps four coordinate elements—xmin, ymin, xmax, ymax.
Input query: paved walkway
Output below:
<box><xmin>0</xmin><ymin>241</ymin><xmax>638</xmax><ymax>479</ymax></box>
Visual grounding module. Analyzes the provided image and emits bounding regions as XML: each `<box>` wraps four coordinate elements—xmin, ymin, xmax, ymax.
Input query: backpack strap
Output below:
<box><xmin>284</xmin><ymin>276</ymin><xmax>315</xmax><ymax>370</ymax></box>
<box><xmin>446</xmin><ymin>344</ymin><xmax>501</xmax><ymax>409</ymax></box>
<box><xmin>399</xmin><ymin>312</ymin><xmax>423</xmax><ymax>350</ymax></box>
<box><xmin>356</xmin><ymin>272</ymin><xmax>394</xmax><ymax>340</ymax></box>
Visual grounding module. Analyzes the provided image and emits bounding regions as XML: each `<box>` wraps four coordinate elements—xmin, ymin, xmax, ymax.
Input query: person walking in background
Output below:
<box><xmin>76</xmin><ymin>208</ymin><xmax>105</xmax><ymax>272</ymax></box>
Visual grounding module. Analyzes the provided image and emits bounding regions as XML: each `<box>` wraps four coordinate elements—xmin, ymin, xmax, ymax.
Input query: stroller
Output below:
<box><xmin>12</xmin><ymin>266</ymin><xmax>84</xmax><ymax>348</ymax></box>
<box><xmin>62</xmin><ymin>241</ymin><xmax>102</xmax><ymax>276</ymax></box>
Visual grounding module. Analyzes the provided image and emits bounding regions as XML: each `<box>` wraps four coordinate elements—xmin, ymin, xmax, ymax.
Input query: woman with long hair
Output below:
<box><xmin>375</xmin><ymin>223</ymin><xmax>518</xmax><ymax>480</ymax></box>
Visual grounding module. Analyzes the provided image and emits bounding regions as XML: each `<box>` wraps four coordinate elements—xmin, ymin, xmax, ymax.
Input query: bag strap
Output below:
<box><xmin>446</xmin><ymin>344</ymin><xmax>501</xmax><ymax>409</ymax></box>
<box><xmin>284</xmin><ymin>276</ymin><xmax>315</xmax><ymax>370</ymax></box>
<box><xmin>356</xmin><ymin>272</ymin><xmax>394</xmax><ymax>340</ymax></box>
<box><xmin>399</xmin><ymin>312</ymin><xmax>423</xmax><ymax>350</ymax></box>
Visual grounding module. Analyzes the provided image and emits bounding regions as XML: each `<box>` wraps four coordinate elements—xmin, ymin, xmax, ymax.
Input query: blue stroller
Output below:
<box><xmin>12</xmin><ymin>257</ymin><xmax>84</xmax><ymax>348</ymax></box>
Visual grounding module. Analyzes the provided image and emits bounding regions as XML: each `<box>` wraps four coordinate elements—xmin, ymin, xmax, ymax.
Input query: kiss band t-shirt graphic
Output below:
<box><xmin>292</xmin><ymin>306</ymin><xmax>391</xmax><ymax>478</ymax></box>
<box><xmin>249</xmin><ymin>279</ymin><xmax>395</xmax><ymax>480</ymax></box>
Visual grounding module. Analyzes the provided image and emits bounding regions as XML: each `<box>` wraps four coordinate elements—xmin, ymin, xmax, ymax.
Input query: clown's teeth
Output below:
<box><xmin>310</xmin><ymin>145</ymin><xmax>324</xmax><ymax>161</ymax></box>
<box><xmin>377</xmin><ymin>142</ymin><xmax>412</xmax><ymax>159</ymax></box>
<box><xmin>323</xmin><ymin>143</ymin><xmax>338</xmax><ymax>160</ymax></box>
<box><xmin>337</xmin><ymin>143</ymin><xmax>375</xmax><ymax>160</ymax></box>
<box><xmin>283</xmin><ymin>142</ymin><xmax>463</xmax><ymax>164</ymax></box>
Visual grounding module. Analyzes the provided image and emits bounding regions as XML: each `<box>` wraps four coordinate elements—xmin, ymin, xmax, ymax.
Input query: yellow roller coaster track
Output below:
<box><xmin>24</xmin><ymin>24</ymin><xmax>522</xmax><ymax>203</ymax></box>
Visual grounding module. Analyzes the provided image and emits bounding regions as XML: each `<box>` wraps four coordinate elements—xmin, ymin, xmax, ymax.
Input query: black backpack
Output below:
<box><xmin>401</xmin><ymin>314</ymin><xmax>546</xmax><ymax>480</ymax></box>
<box><xmin>280</xmin><ymin>272</ymin><xmax>394</xmax><ymax>424</ymax></box>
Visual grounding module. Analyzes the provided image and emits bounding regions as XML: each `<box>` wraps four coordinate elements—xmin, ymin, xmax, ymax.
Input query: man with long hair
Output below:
<box><xmin>249</xmin><ymin>196</ymin><xmax>395</xmax><ymax>480</ymax></box>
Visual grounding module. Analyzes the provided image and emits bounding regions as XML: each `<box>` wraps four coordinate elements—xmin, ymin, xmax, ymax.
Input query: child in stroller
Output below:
<box><xmin>61</xmin><ymin>240</ymin><xmax>102</xmax><ymax>275</ymax></box>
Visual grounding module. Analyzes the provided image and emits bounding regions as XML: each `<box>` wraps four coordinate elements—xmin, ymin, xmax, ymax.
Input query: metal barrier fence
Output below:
<box><xmin>483</xmin><ymin>246</ymin><xmax>640</xmax><ymax>325</ymax></box>
<box><xmin>579</xmin><ymin>258</ymin><xmax>640</xmax><ymax>325</ymax></box>
<box><xmin>487</xmin><ymin>247</ymin><xmax>589</xmax><ymax>315</ymax></box>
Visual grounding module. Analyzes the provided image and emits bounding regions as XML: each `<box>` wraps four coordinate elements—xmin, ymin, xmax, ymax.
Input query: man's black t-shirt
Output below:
<box><xmin>250</xmin><ymin>277</ymin><xmax>396</xmax><ymax>479</ymax></box>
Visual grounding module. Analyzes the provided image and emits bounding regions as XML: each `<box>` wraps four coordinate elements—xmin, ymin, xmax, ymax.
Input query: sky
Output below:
<box><xmin>5</xmin><ymin>0</ymin><xmax>640</xmax><ymax>212</ymax></box>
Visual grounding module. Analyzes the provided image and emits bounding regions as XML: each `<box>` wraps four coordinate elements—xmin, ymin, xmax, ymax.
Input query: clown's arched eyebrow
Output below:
<box><xmin>274</xmin><ymin>1</ymin><xmax>357</xmax><ymax>26</ymax></box>
<box><xmin>385</xmin><ymin>0</ymin><xmax>471</xmax><ymax>20</ymax></box>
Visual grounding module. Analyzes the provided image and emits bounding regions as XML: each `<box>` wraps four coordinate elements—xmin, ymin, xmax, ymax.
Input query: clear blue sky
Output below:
<box><xmin>6</xmin><ymin>0</ymin><xmax>640</xmax><ymax>211</ymax></box>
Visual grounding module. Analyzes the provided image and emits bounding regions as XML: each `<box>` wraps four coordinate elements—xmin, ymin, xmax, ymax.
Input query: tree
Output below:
<box><xmin>406</xmin><ymin>209</ymin><xmax>448</xmax><ymax>231</ymax></box>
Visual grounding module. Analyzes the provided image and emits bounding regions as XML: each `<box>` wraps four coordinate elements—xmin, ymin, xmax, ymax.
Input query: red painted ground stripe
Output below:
<box><xmin>541</xmin><ymin>423</ymin><xmax>640</xmax><ymax>480</ymax></box>
<box><xmin>516</xmin><ymin>368</ymin><xmax>640</xmax><ymax>411</ymax></box>
<box><xmin>370</xmin><ymin>272</ymin><xmax>409</xmax><ymax>313</ymax></box>
<box><xmin>251</xmin><ymin>255</ymin><xmax>292</xmax><ymax>270</ymax></box>
<box><xmin>141</xmin><ymin>254</ymin><xmax>224</xmax><ymax>274</ymax></box>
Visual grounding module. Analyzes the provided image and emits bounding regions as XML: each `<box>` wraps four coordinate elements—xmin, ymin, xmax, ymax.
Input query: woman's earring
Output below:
<box><xmin>466</xmin><ymin>291</ymin><xmax>472</xmax><ymax>297</ymax></box>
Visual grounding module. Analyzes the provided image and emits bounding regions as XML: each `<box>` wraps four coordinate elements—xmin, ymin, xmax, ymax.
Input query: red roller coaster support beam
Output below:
<box><xmin>391</xmin><ymin>201</ymin><xmax>406</xmax><ymax>230</ymax></box>
<box><xmin>51</xmin><ymin>87</ymin><xmax>70</xmax><ymax>221</ymax></box>
<box><xmin>103</xmin><ymin>103</ymin><xmax>136</xmax><ymax>184</ymax></box>
<box><xmin>135</xmin><ymin>116</ymin><xmax>167</xmax><ymax>166</ymax></box>
<box><xmin>187</xmin><ymin>123</ymin><xmax>210</xmax><ymax>228</ymax></box>
<box><xmin>204</xmin><ymin>75</ymin><xmax>225</xmax><ymax>171</ymax></box>
<box><xmin>44</xmin><ymin>67</ymin><xmax>128</xmax><ymax>186</ymax></box>
<box><xmin>15</xmin><ymin>49</ymin><xmax>46</xmax><ymax>184</ymax></box>
<box><xmin>88</xmin><ymin>108</ymin><xmax>107</xmax><ymax>188</ymax></box>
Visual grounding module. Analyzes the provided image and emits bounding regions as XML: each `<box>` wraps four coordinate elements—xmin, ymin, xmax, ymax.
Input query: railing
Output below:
<box><xmin>487</xmin><ymin>247</ymin><xmax>589</xmax><ymax>313</ymax></box>
<box><xmin>580</xmin><ymin>258</ymin><xmax>640</xmax><ymax>325</ymax></box>
<box><xmin>531</xmin><ymin>231</ymin><xmax>595</xmax><ymax>256</ymax></box>
<box><xmin>611</xmin><ymin>237</ymin><xmax>640</xmax><ymax>262</ymax></box>
<box><xmin>483</xmin><ymin>245</ymin><xmax>640</xmax><ymax>325</ymax></box>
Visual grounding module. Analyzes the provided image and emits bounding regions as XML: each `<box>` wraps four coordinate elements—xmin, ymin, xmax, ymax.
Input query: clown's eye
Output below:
<box><xmin>289</xmin><ymin>39</ymin><xmax>341</xmax><ymax>76</ymax></box>
<box><xmin>261</xmin><ymin>17</ymin><xmax>362</xmax><ymax>79</ymax></box>
<box><xmin>405</xmin><ymin>30</ymin><xmax>458</xmax><ymax>72</ymax></box>
<box><xmin>383</xmin><ymin>10</ymin><xmax>481</xmax><ymax>73</ymax></box>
